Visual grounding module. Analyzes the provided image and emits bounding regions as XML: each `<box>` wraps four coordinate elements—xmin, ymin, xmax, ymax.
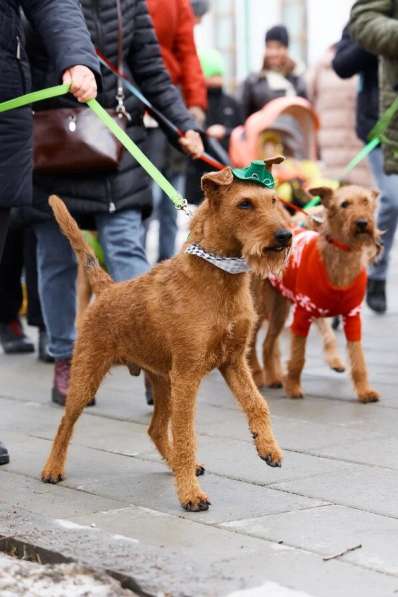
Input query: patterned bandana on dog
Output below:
<box><xmin>185</xmin><ymin>243</ymin><xmax>251</xmax><ymax>274</ymax></box>
<box><xmin>232</xmin><ymin>160</ymin><xmax>275</xmax><ymax>188</ymax></box>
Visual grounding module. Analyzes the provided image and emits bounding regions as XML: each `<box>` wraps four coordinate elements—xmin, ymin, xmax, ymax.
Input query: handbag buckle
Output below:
<box><xmin>68</xmin><ymin>115</ymin><xmax>77</xmax><ymax>132</ymax></box>
<box><xmin>116</xmin><ymin>87</ymin><xmax>132</xmax><ymax>122</ymax></box>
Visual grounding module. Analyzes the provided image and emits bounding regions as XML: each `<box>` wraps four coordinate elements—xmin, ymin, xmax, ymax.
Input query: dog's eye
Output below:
<box><xmin>341</xmin><ymin>200</ymin><xmax>350</xmax><ymax>208</ymax></box>
<box><xmin>272</xmin><ymin>196</ymin><xmax>276</xmax><ymax>205</ymax></box>
<box><xmin>238</xmin><ymin>199</ymin><xmax>253</xmax><ymax>209</ymax></box>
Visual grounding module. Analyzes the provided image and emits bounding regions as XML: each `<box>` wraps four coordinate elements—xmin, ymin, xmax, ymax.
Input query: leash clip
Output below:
<box><xmin>116</xmin><ymin>87</ymin><xmax>132</xmax><ymax>121</ymax></box>
<box><xmin>177</xmin><ymin>197</ymin><xmax>192</xmax><ymax>216</ymax></box>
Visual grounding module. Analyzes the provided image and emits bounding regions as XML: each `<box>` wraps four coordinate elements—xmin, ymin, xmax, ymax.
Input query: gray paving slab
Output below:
<box><xmin>0</xmin><ymin>470</ymin><xmax>126</xmax><ymax>518</ymax></box>
<box><xmin>273</xmin><ymin>465</ymin><xmax>398</xmax><ymax>519</ymax></box>
<box><xmin>222</xmin><ymin>504</ymin><xmax>398</xmax><ymax>576</ymax></box>
<box><xmin>316</xmin><ymin>435</ymin><xmax>398</xmax><ymax>470</ymax></box>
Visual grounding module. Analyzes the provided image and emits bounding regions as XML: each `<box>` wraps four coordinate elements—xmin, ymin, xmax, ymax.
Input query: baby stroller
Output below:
<box><xmin>229</xmin><ymin>97</ymin><xmax>327</xmax><ymax>208</ymax></box>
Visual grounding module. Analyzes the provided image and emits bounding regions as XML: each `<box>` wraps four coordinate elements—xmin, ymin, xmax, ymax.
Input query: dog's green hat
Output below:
<box><xmin>232</xmin><ymin>160</ymin><xmax>275</xmax><ymax>189</ymax></box>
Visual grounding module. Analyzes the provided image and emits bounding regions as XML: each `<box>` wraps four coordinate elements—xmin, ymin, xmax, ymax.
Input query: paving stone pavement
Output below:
<box><xmin>1</xmin><ymin>249</ymin><xmax>398</xmax><ymax>596</ymax></box>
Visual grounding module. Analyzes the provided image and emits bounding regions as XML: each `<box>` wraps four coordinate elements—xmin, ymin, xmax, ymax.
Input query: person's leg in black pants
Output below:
<box><xmin>0</xmin><ymin>224</ymin><xmax>34</xmax><ymax>354</ymax></box>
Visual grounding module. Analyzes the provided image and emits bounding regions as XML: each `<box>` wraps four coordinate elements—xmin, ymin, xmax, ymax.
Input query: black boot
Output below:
<box><xmin>366</xmin><ymin>279</ymin><xmax>386</xmax><ymax>314</ymax></box>
<box><xmin>38</xmin><ymin>328</ymin><xmax>54</xmax><ymax>363</ymax></box>
<box><xmin>0</xmin><ymin>441</ymin><xmax>9</xmax><ymax>465</ymax></box>
<box><xmin>0</xmin><ymin>319</ymin><xmax>34</xmax><ymax>354</ymax></box>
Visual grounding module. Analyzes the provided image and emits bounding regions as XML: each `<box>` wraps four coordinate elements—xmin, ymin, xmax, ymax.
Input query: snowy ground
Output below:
<box><xmin>0</xmin><ymin>553</ymin><xmax>134</xmax><ymax>597</ymax></box>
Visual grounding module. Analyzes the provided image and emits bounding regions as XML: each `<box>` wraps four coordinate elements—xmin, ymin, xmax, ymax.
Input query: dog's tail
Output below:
<box><xmin>49</xmin><ymin>195</ymin><xmax>112</xmax><ymax>296</ymax></box>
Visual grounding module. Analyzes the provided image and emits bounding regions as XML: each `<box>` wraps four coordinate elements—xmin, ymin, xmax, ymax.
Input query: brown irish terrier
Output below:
<box><xmin>249</xmin><ymin>185</ymin><xmax>381</xmax><ymax>404</ymax></box>
<box><xmin>41</xmin><ymin>157</ymin><xmax>292</xmax><ymax>512</ymax></box>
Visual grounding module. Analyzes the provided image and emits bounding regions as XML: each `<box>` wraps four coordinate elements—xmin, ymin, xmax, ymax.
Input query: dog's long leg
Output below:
<box><xmin>284</xmin><ymin>334</ymin><xmax>307</xmax><ymax>399</ymax></box>
<box><xmin>41</xmin><ymin>346</ymin><xmax>112</xmax><ymax>484</ymax></box>
<box><xmin>263</xmin><ymin>287</ymin><xmax>289</xmax><ymax>388</ymax></box>
<box><xmin>169</xmin><ymin>372</ymin><xmax>209</xmax><ymax>511</ymax></box>
<box><xmin>347</xmin><ymin>341</ymin><xmax>379</xmax><ymax>403</ymax></box>
<box><xmin>247</xmin><ymin>317</ymin><xmax>265</xmax><ymax>388</ymax></box>
<box><xmin>147</xmin><ymin>372</ymin><xmax>173</xmax><ymax>467</ymax></box>
<box><xmin>220</xmin><ymin>359</ymin><xmax>282</xmax><ymax>467</ymax></box>
<box><xmin>315</xmin><ymin>318</ymin><xmax>345</xmax><ymax>372</ymax></box>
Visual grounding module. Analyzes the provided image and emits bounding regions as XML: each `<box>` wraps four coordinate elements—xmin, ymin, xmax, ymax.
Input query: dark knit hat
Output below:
<box><xmin>265</xmin><ymin>25</ymin><xmax>289</xmax><ymax>47</ymax></box>
<box><xmin>190</xmin><ymin>0</ymin><xmax>210</xmax><ymax>17</ymax></box>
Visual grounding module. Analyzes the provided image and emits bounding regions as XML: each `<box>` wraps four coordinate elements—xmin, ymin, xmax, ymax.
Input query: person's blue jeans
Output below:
<box><xmin>368</xmin><ymin>147</ymin><xmax>398</xmax><ymax>281</ymax></box>
<box><xmin>35</xmin><ymin>208</ymin><xmax>149</xmax><ymax>360</ymax></box>
<box><xmin>153</xmin><ymin>173</ymin><xmax>181</xmax><ymax>261</ymax></box>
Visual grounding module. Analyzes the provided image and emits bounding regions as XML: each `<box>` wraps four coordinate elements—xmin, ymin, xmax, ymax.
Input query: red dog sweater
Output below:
<box><xmin>269</xmin><ymin>231</ymin><xmax>367</xmax><ymax>341</ymax></box>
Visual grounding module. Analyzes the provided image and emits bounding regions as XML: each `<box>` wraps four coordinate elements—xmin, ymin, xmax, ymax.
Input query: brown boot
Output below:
<box><xmin>52</xmin><ymin>358</ymin><xmax>96</xmax><ymax>407</ymax></box>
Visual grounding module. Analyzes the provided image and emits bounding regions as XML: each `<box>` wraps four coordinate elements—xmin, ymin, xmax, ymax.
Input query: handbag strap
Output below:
<box><xmin>114</xmin><ymin>0</ymin><xmax>131</xmax><ymax>120</ymax></box>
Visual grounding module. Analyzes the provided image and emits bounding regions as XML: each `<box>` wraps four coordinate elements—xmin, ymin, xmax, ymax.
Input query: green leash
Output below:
<box><xmin>0</xmin><ymin>84</ymin><xmax>188</xmax><ymax>213</ymax></box>
<box><xmin>3</xmin><ymin>83</ymin><xmax>398</xmax><ymax>215</ymax></box>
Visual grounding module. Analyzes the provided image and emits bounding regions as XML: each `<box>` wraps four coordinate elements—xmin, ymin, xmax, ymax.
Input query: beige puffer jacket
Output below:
<box><xmin>307</xmin><ymin>47</ymin><xmax>373</xmax><ymax>187</ymax></box>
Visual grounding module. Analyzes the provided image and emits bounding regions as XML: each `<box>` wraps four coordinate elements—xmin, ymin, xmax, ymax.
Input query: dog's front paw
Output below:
<box><xmin>181</xmin><ymin>491</ymin><xmax>211</xmax><ymax>512</ymax></box>
<box><xmin>358</xmin><ymin>389</ymin><xmax>380</xmax><ymax>404</ymax></box>
<box><xmin>41</xmin><ymin>465</ymin><xmax>64</xmax><ymax>484</ymax></box>
<box><xmin>256</xmin><ymin>439</ymin><xmax>283</xmax><ymax>468</ymax></box>
<box><xmin>284</xmin><ymin>378</ymin><xmax>304</xmax><ymax>399</ymax></box>
<box><xmin>328</xmin><ymin>357</ymin><xmax>346</xmax><ymax>373</ymax></box>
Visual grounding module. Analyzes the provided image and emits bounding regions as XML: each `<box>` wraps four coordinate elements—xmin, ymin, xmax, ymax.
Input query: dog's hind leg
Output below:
<box><xmin>147</xmin><ymin>372</ymin><xmax>206</xmax><ymax>477</ymax></box>
<box><xmin>247</xmin><ymin>318</ymin><xmax>266</xmax><ymax>388</ymax></box>
<box><xmin>147</xmin><ymin>372</ymin><xmax>173</xmax><ymax>467</ymax></box>
<box><xmin>284</xmin><ymin>334</ymin><xmax>307</xmax><ymax>399</ymax></box>
<box><xmin>315</xmin><ymin>318</ymin><xmax>345</xmax><ymax>372</ymax></box>
<box><xmin>220</xmin><ymin>359</ymin><xmax>282</xmax><ymax>467</ymax></box>
<box><xmin>169</xmin><ymin>371</ymin><xmax>210</xmax><ymax>511</ymax></box>
<box><xmin>263</xmin><ymin>287</ymin><xmax>289</xmax><ymax>388</ymax></box>
<box><xmin>41</xmin><ymin>344</ymin><xmax>112</xmax><ymax>484</ymax></box>
<box><xmin>347</xmin><ymin>341</ymin><xmax>379</xmax><ymax>403</ymax></box>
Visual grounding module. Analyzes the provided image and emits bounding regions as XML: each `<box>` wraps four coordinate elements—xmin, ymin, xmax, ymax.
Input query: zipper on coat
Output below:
<box><xmin>16</xmin><ymin>35</ymin><xmax>21</xmax><ymax>60</ymax></box>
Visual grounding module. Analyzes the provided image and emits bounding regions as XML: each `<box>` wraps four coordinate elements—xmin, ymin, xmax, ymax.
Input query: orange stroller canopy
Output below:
<box><xmin>230</xmin><ymin>97</ymin><xmax>320</xmax><ymax>167</ymax></box>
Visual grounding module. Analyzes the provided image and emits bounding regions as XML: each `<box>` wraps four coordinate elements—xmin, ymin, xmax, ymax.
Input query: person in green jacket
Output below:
<box><xmin>350</xmin><ymin>0</ymin><xmax>398</xmax><ymax>313</ymax></box>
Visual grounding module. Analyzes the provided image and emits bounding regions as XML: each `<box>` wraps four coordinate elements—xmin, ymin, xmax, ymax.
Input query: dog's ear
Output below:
<box><xmin>308</xmin><ymin>186</ymin><xmax>334</xmax><ymax>208</ymax></box>
<box><xmin>201</xmin><ymin>167</ymin><xmax>234</xmax><ymax>201</ymax></box>
<box><xmin>264</xmin><ymin>155</ymin><xmax>285</xmax><ymax>172</ymax></box>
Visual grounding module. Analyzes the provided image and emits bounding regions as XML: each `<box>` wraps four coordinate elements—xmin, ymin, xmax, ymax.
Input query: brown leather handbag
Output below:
<box><xmin>33</xmin><ymin>0</ymin><xmax>130</xmax><ymax>175</ymax></box>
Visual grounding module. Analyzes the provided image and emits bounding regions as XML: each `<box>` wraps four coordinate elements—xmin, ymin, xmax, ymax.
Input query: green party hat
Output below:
<box><xmin>232</xmin><ymin>160</ymin><xmax>275</xmax><ymax>189</ymax></box>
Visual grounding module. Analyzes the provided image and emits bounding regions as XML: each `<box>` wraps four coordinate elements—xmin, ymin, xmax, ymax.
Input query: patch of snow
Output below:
<box><xmin>227</xmin><ymin>581</ymin><xmax>317</xmax><ymax>597</ymax></box>
<box><xmin>55</xmin><ymin>519</ymin><xmax>96</xmax><ymax>531</ymax></box>
<box><xmin>0</xmin><ymin>554</ymin><xmax>133</xmax><ymax>596</ymax></box>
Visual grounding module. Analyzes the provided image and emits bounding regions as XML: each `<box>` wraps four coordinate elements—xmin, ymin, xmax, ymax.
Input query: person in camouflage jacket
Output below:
<box><xmin>350</xmin><ymin>0</ymin><xmax>398</xmax><ymax>313</ymax></box>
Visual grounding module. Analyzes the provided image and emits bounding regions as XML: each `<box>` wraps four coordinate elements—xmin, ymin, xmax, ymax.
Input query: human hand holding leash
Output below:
<box><xmin>179</xmin><ymin>129</ymin><xmax>204</xmax><ymax>159</ymax></box>
<box><xmin>63</xmin><ymin>65</ymin><xmax>97</xmax><ymax>102</ymax></box>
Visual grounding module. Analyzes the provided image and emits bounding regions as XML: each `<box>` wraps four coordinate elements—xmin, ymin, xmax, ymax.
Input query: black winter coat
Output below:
<box><xmin>185</xmin><ymin>86</ymin><xmax>243</xmax><ymax>205</ymax></box>
<box><xmin>239</xmin><ymin>69</ymin><xmax>307</xmax><ymax>120</ymax></box>
<box><xmin>0</xmin><ymin>0</ymin><xmax>100</xmax><ymax>209</ymax></box>
<box><xmin>332</xmin><ymin>25</ymin><xmax>379</xmax><ymax>143</ymax></box>
<box><xmin>26</xmin><ymin>0</ymin><xmax>197</xmax><ymax>224</ymax></box>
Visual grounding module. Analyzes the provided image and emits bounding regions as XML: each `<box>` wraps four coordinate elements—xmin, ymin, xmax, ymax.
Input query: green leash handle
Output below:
<box><xmin>0</xmin><ymin>84</ymin><xmax>188</xmax><ymax>213</ymax></box>
<box><xmin>0</xmin><ymin>84</ymin><xmax>70</xmax><ymax>113</ymax></box>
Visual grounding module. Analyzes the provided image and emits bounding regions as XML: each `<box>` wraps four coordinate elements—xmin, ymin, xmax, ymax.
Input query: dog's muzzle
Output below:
<box><xmin>264</xmin><ymin>228</ymin><xmax>293</xmax><ymax>253</ymax></box>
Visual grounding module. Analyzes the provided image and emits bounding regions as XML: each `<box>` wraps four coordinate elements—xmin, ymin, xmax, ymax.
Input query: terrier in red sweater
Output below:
<box><xmin>255</xmin><ymin>185</ymin><xmax>382</xmax><ymax>403</ymax></box>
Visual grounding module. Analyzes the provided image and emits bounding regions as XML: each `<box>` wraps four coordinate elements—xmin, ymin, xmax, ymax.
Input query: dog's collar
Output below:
<box><xmin>185</xmin><ymin>243</ymin><xmax>251</xmax><ymax>274</ymax></box>
<box><xmin>325</xmin><ymin>235</ymin><xmax>351</xmax><ymax>252</ymax></box>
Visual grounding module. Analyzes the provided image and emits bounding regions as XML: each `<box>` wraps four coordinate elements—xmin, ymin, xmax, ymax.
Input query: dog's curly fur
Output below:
<box><xmin>41</xmin><ymin>157</ymin><xmax>292</xmax><ymax>512</ymax></box>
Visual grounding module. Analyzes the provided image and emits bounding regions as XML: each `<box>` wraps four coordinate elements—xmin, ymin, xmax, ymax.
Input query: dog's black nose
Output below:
<box><xmin>274</xmin><ymin>228</ymin><xmax>292</xmax><ymax>246</ymax></box>
<box><xmin>356</xmin><ymin>218</ymin><xmax>368</xmax><ymax>232</ymax></box>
